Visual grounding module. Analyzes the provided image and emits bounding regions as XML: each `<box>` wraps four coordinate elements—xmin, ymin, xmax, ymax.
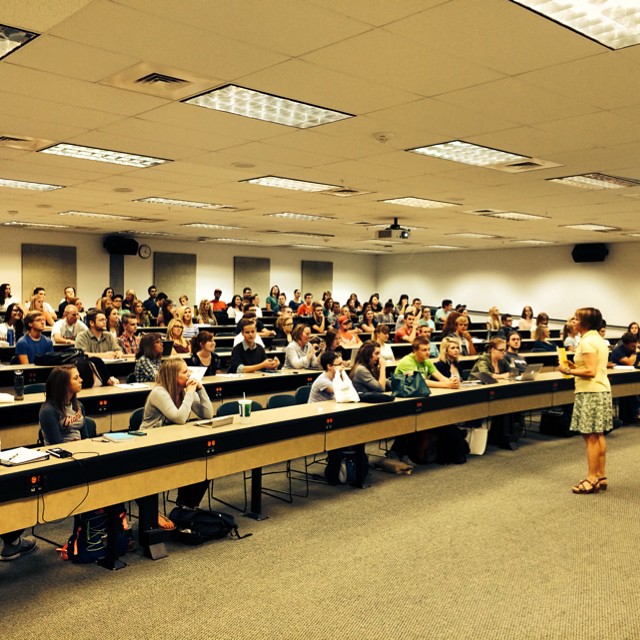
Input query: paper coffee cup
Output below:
<box><xmin>238</xmin><ymin>399</ymin><xmax>252</xmax><ymax>422</ymax></box>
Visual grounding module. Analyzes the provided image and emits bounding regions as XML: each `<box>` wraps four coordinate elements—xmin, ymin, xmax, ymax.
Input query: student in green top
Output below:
<box><xmin>390</xmin><ymin>337</ymin><xmax>460</xmax><ymax>464</ymax></box>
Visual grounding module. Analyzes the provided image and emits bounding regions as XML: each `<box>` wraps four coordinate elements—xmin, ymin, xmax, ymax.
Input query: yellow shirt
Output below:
<box><xmin>574</xmin><ymin>330</ymin><xmax>610</xmax><ymax>393</ymax></box>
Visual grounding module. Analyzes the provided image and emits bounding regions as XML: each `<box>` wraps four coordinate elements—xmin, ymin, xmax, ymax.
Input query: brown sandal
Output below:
<box><xmin>572</xmin><ymin>479</ymin><xmax>599</xmax><ymax>494</ymax></box>
<box><xmin>597</xmin><ymin>477</ymin><xmax>608</xmax><ymax>491</ymax></box>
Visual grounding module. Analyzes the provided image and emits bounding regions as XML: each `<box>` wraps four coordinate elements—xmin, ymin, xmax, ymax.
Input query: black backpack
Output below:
<box><xmin>34</xmin><ymin>347</ymin><xmax>84</xmax><ymax>366</ymax></box>
<box><xmin>168</xmin><ymin>507</ymin><xmax>252</xmax><ymax>545</ymax></box>
<box><xmin>324</xmin><ymin>446</ymin><xmax>369</xmax><ymax>487</ymax></box>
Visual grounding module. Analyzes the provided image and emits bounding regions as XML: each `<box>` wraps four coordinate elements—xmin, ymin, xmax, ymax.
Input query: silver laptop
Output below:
<box><xmin>516</xmin><ymin>363</ymin><xmax>543</xmax><ymax>381</ymax></box>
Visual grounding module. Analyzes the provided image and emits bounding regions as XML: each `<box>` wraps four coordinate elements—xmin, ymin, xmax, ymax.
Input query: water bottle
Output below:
<box><xmin>14</xmin><ymin>369</ymin><xmax>24</xmax><ymax>401</ymax></box>
<box><xmin>6</xmin><ymin>327</ymin><xmax>14</xmax><ymax>346</ymax></box>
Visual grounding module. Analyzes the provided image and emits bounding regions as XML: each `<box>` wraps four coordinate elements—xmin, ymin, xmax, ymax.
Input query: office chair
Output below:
<box><xmin>24</xmin><ymin>383</ymin><xmax>46</xmax><ymax>394</ymax></box>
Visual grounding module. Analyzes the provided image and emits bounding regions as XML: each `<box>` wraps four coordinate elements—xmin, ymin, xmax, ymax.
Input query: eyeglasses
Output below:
<box><xmin>495</xmin><ymin>347</ymin><xmax>506</xmax><ymax>352</ymax></box>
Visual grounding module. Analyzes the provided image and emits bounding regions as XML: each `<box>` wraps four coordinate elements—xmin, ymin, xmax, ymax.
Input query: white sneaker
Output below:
<box><xmin>1</xmin><ymin>536</ymin><xmax>37</xmax><ymax>561</ymax></box>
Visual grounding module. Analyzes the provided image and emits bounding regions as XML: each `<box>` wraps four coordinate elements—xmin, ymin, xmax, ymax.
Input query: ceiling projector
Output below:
<box><xmin>376</xmin><ymin>218</ymin><xmax>410</xmax><ymax>240</ymax></box>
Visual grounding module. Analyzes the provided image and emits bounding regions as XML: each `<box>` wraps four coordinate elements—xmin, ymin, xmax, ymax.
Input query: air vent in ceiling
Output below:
<box><xmin>489</xmin><ymin>157</ymin><xmax>563</xmax><ymax>173</ymax></box>
<box><xmin>136</xmin><ymin>72</ymin><xmax>187</xmax><ymax>85</ymax></box>
<box><xmin>101</xmin><ymin>63</ymin><xmax>215</xmax><ymax>100</ymax></box>
<box><xmin>323</xmin><ymin>187</ymin><xmax>372</xmax><ymax>197</ymax></box>
<box><xmin>0</xmin><ymin>134</ymin><xmax>55</xmax><ymax>151</ymax></box>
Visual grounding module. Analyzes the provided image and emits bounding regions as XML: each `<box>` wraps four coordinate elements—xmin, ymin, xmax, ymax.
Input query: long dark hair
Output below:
<box><xmin>191</xmin><ymin>330</ymin><xmax>214</xmax><ymax>353</ymax></box>
<box><xmin>0</xmin><ymin>283</ymin><xmax>10</xmax><ymax>306</ymax></box>
<box><xmin>351</xmin><ymin>340</ymin><xmax>380</xmax><ymax>379</ymax></box>
<box><xmin>136</xmin><ymin>333</ymin><xmax>162</xmax><ymax>360</ymax></box>
<box><xmin>45</xmin><ymin>365</ymin><xmax>80</xmax><ymax>413</ymax></box>
<box><xmin>4</xmin><ymin>302</ymin><xmax>24</xmax><ymax>338</ymax></box>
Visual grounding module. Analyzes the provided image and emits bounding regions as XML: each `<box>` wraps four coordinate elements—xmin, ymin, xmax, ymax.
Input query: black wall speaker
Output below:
<box><xmin>571</xmin><ymin>243</ymin><xmax>609</xmax><ymax>263</ymax></box>
<box><xmin>103</xmin><ymin>235</ymin><xmax>139</xmax><ymax>256</ymax></box>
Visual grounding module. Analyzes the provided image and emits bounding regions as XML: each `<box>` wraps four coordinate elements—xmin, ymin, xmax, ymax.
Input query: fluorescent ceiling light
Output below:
<box><xmin>408</xmin><ymin>140</ymin><xmax>528</xmax><ymax>167</ymax></box>
<box><xmin>381</xmin><ymin>197</ymin><xmax>457</xmax><ymax>209</ymax></box>
<box><xmin>511</xmin><ymin>239</ymin><xmax>556</xmax><ymax>245</ymax></box>
<box><xmin>131</xmin><ymin>230</ymin><xmax>172</xmax><ymax>237</ymax></box>
<box><xmin>547</xmin><ymin>173</ymin><xmax>640</xmax><ymax>189</ymax></box>
<box><xmin>183</xmin><ymin>84</ymin><xmax>352</xmax><ymax>129</ymax></box>
<box><xmin>511</xmin><ymin>1</ymin><xmax>640</xmax><ymax>50</ymax></box>
<box><xmin>135</xmin><ymin>197</ymin><xmax>235</xmax><ymax>209</ymax></box>
<box><xmin>181</xmin><ymin>223</ymin><xmax>241</xmax><ymax>230</ymax></box>
<box><xmin>447</xmin><ymin>232</ymin><xmax>498</xmax><ymax>239</ymax></box>
<box><xmin>211</xmin><ymin>237</ymin><xmax>260</xmax><ymax>244</ymax></box>
<box><xmin>1</xmin><ymin>221</ymin><xmax>69</xmax><ymax>229</ymax></box>
<box><xmin>40</xmin><ymin>143</ymin><xmax>170</xmax><ymax>168</ymax></box>
<box><xmin>290</xmin><ymin>244</ymin><xmax>330</xmax><ymax>250</ymax></box>
<box><xmin>427</xmin><ymin>245</ymin><xmax>463</xmax><ymax>249</ymax></box>
<box><xmin>483</xmin><ymin>212</ymin><xmax>548</xmax><ymax>221</ymax></box>
<box><xmin>243</xmin><ymin>176</ymin><xmax>339</xmax><ymax>192</ymax></box>
<box><xmin>564</xmin><ymin>223</ymin><xmax>619</xmax><ymax>232</ymax></box>
<box><xmin>0</xmin><ymin>24</ymin><xmax>38</xmax><ymax>61</ymax></box>
<box><xmin>58</xmin><ymin>210</ymin><xmax>135</xmax><ymax>221</ymax></box>
<box><xmin>355</xmin><ymin>249</ymin><xmax>387</xmax><ymax>254</ymax></box>
<box><xmin>271</xmin><ymin>231</ymin><xmax>334</xmax><ymax>238</ymax></box>
<box><xmin>0</xmin><ymin>177</ymin><xmax>63</xmax><ymax>191</ymax></box>
<box><xmin>625</xmin><ymin>233</ymin><xmax>640</xmax><ymax>237</ymax></box>
<box><xmin>266</xmin><ymin>212</ymin><xmax>334</xmax><ymax>222</ymax></box>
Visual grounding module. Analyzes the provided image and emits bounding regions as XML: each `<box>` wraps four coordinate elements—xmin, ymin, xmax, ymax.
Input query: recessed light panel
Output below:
<box><xmin>243</xmin><ymin>176</ymin><xmax>339</xmax><ymax>192</ymax></box>
<box><xmin>512</xmin><ymin>239</ymin><xmax>556</xmax><ymax>245</ymax></box>
<box><xmin>181</xmin><ymin>223</ymin><xmax>241</xmax><ymax>230</ymax></box>
<box><xmin>183</xmin><ymin>84</ymin><xmax>352</xmax><ymax>129</ymax></box>
<box><xmin>1</xmin><ymin>221</ymin><xmax>69</xmax><ymax>229</ymax></box>
<box><xmin>40</xmin><ymin>143</ymin><xmax>170</xmax><ymax>168</ymax></box>
<box><xmin>211</xmin><ymin>237</ymin><xmax>260</xmax><ymax>244</ymax></box>
<box><xmin>0</xmin><ymin>177</ymin><xmax>63</xmax><ymax>191</ymax></box>
<box><xmin>408</xmin><ymin>140</ymin><xmax>528</xmax><ymax>167</ymax></box>
<box><xmin>427</xmin><ymin>245</ymin><xmax>463</xmax><ymax>249</ymax></box>
<box><xmin>381</xmin><ymin>197</ymin><xmax>457</xmax><ymax>209</ymax></box>
<box><xmin>266</xmin><ymin>212</ymin><xmax>334</xmax><ymax>221</ymax></box>
<box><xmin>290</xmin><ymin>244</ymin><xmax>330</xmax><ymax>250</ymax></box>
<box><xmin>511</xmin><ymin>1</ymin><xmax>640</xmax><ymax>50</ymax></box>
<box><xmin>135</xmin><ymin>197</ymin><xmax>235</xmax><ymax>209</ymax></box>
<box><xmin>0</xmin><ymin>24</ymin><xmax>38</xmax><ymax>61</ymax></box>
<box><xmin>58</xmin><ymin>211</ymin><xmax>135</xmax><ymax>221</ymax></box>
<box><xmin>484</xmin><ymin>212</ymin><xmax>548</xmax><ymax>221</ymax></box>
<box><xmin>564</xmin><ymin>223</ymin><xmax>619</xmax><ymax>232</ymax></box>
<box><xmin>447</xmin><ymin>232</ymin><xmax>498</xmax><ymax>239</ymax></box>
<box><xmin>547</xmin><ymin>173</ymin><xmax>640</xmax><ymax>189</ymax></box>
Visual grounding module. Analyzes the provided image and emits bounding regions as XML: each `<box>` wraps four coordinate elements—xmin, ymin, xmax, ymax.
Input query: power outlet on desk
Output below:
<box><xmin>212</xmin><ymin>386</ymin><xmax>223</xmax><ymax>400</ymax></box>
<box><xmin>324</xmin><ymin>417</ymin><xmax>334</xmax><ymax>431</ymax></box>
<box><xmin>205</xmin><ymin>439</ymin><xmax>216</xmax><ymax>455</ymax></box>
<box><xmin>26</xmin><ymin>371</ymin><xmax>38</xmax><ymax>384</ymax></box>
<box><xmin>97</xmin><ymin>398</ymin><xmax>109</xmax><ymax>413</ymax></box>
<box><xmin>29</xmin><ymin>474</ymin><xmax>45</xmax><ymax>494</ymax></box>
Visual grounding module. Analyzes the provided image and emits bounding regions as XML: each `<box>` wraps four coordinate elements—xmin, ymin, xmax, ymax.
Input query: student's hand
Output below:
<box><xmin>113</xmin><ymin>350</ymin><xmax>123</xmax><ymax>359</ymax></box>
<box><xmin>448</xmin><ymin>377</ymin><xmax>461</xmax><ymax>389</ymax></box>
<box><xmin>264</xmin><ymin>358</ymin><xmax>279</xmax><ymax>370</ymax></box>
<box><xmin>185</xmin><ymin>378</ymin><xmax>198</xmax><ymax>394</ymax></box>
<box><xmin>107</xmin><ymin>376</ymin><xmax>119</xmax><ymax>386</ymax></box>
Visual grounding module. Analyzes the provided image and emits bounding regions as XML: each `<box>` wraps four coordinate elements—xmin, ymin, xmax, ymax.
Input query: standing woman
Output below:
<box><xmin>167</xmin><ymin>318</ymin><xmax>190</xmax><ymax>354</ymax></box>
<box><xmin>560</xmin><ymin>307</ymin><xmax>612</xmax><ymax>494</ymax></box>
<box><xmin>140</xmin><ymin>358</ymin><xmax>213</xmax><ymax>509</ymax></box>
<box><xmin>39</xmin><ymin>365</ymin><xmax>87</xmax><ymax>444</ymax></box>
<box><xmin>190</xmin><ymin>331</ymin><xmax>221</xmax><ymax>376</ymax></box>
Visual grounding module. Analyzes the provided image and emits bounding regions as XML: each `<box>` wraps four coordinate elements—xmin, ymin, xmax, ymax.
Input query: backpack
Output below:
<box><xmin>324</xmin><ymin>446</ymin><xmax>369</xmax><ymax>487</ymax></box>
<box><xmin>34</xmin><ymin>348</ymin><xmax>84</xmax><ymax>366</ymax></box>
<box><xmin>435</xmin><ymin>425</ymin><xmax>469</xmax><ymax>465</ymax></box>
<box><xmin>58</xmin><ymin>504</ymin><xmax>131</xmax><ymax>563</ymax></box>
<box><xmin>168</xmin><ymin>507</ymin><xmax>252</xmax><ymax>545</ymax></box>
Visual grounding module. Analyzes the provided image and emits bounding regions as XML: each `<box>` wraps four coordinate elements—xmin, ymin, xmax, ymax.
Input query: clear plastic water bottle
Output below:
<box><xmin>6</xmin><ymin>327</ymin><xmax>14</xmax><ymax>346</ymax></box>
<box><xmin>14</xmin><ymin>369</ymin><xmax>24</xmax><ymax>401</ymax></box>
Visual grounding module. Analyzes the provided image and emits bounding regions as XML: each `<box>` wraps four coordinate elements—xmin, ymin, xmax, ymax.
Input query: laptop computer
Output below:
<box><xmin>516</xmin><ymin>363</ymin><xmax>543</xmax><ymax>381</ymax></box>
<box><xmin>470</xmin><ymin>371</ymin><xmax>498</xmax><ymax>385</ymax></box>
<box><xmin>162</xmin><ymin>340</ymin><xmax>173</xmax><ymax>356</ymax></box>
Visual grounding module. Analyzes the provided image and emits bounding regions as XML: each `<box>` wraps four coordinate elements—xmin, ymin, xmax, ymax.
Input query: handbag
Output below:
<box><xmin>465</xmin><ymin>423</ymin><xmax>489</xmax><ymax>455</ymax></box>
<box><xmin>390</xmin><ymin>371</ymin><xmax>431</xmax><ymax>398</ymax></box>
<box><xmin>334</xmin><ymin>369</ymin><xmax>360</xmax><ymax>403</ymax></box>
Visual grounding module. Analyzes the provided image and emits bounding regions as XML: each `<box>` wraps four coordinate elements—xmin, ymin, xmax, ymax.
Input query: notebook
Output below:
<box><xmin>0</xmin><ymin>447</ymin><xmax>49</xmax><ymax>466</ymax></box>
<box><xmin>103</xmin><ymin>432</ymin><xmax>136</xmax><ymax>442</ymax></box>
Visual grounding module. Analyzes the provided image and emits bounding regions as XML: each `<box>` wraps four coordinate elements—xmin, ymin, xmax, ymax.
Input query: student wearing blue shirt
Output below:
<box><xmin>15</xmin><ymin>311</ymin><xmax>53</xmax><ymax>364</ymax></box>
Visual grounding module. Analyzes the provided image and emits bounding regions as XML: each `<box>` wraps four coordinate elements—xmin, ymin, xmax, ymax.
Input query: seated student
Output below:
<box><xmin>210</xmin><ymin>288</ymin><xmax>227</xmax><ymax>312</ymax></box>
<box><xmin>308</xmin><ymin>350</ymin><xmax>343</xmax><ymax>402</ymax></box>
<box><xmin>197</xmin><ymin>299</ymin><xmax>216</xmax><ymax>326</ymax></box>
<box><xmin>359</xmin><ymin>306</ymin><xmax>378</xmax><ymax>334</ymax></box>
<box><xmin>30</xmin><ymin>294</ymin><xmax>55</xmax><ymax>327</ymax></box>
<box><xmin>350</xmin><ymin>340</ymin><xmax>388</xmax><ymax>394</ymax></box>
<box><xmin>157</xmin><ymin>298</ymin><xmax>175</xmax><ymax>328</ymax></box>
<box><xmin>143</xmin><ymin>285</ymin><xmax>160</xmax><ymax>320</ymax></box>
<box><xmin>29</xmin><ymin>287</ymin><xmax>57</xmax><ymax>320</ymax></box>
<box><xmin>394</xmin><ymin>310</ymin><xmax>418</xmax><ymax>343</ymax></box>
<box><xmin>0</xmin><ymin>282</ymin><xmax>17</xmax><ymax>317</ymax></box>
<box><xmin>416</xmin><ymin>325</ymin><xmax>439</xmax><ymax>358</ymax></box>
<box><xmin>417</xmin><ymin>306</ymin><xmax>436</xmax><ymax>330</ymax></box>
<box><xmin>562</xmin><ymin>319</ymin><xmax>581</xmax><ymax>352</ymax></box>
<box><xmin>394</xmin><ymin>294</ymin><xmax>409</xmax><ymax>319</ymax></box>
<box><xmin>518</xmin><ymin>305</ymin><xmax>534</xmax><ymax>334</ymax></box>
<box><xmin>57</xmin><ymin>286</ymin><xmax>77</xmax><ymax>318</ymax></box>
<box><xmin>288</xmin><ymin>289</ymin><xmax>302</xmax><ymax>313</ymax></box>
<box><xmin>532</xmin><ymin>324</ymin><xmax>556</xmax><ymax>352</ymax></box>
<box><xmin>374</xmin><ymin>324</ymin><xmax>395</xmax><ymax>364</ymax></box>
<box><xmin>377</xmin><ymin>300</ymin><xmax>395</xmax><ymax>325</ymax></box>
<box><xmin>140</xmin><ymin>358</ymin><xmax>213</xmax><ymax>510</ymax></box>
<box><xmin>250</xmin><ymin>294</ymin><xmax>263</xmax><ymax>318</ymax></box>
<box><xmin>39</xmin><ymin>364</ymin><xmax>87</xmax><ymax>444</ymax></box>
<box><xmin>131</xmin><ymin>299</ymin><xmax>151</xmax><ymax>328</ymax></box>
<box><xmin>470</xmin><ymin>337</ymin><xmax>511</xmax><ymax>379</ymax></box>
<box><xmin>16</xmin><ymin>311</ymin><xmax>53</xmax><ymax>364</ymax></box>
<box><xmin>190</xmin><ymin>331</ymin><xmax>221</xmax><ymax>375</ymax></box>
<box><xmin>277</xmin><ymin>293</ymin><xmax>288</xmax><ymax>316</ymax></box>
<box><xmin>442</xmin><ymin>311</ymin><xmax>477</xmax><ymax>356</ymax></box>
<box><xmin>296</xmin><ymin>292</ymin><xmax>314</xmax><ymax>317</ymax></box>
<box><xmin>337</xmin><ymin>315</ymin><xmax>362</xmax><ymax>348</ymax></box>
<box><xmin>309</xmin><ymin>302</ymin><xmax>326</xmax><ymax>334</ymax></box>
<box><xmin>324</xmin><ymin>329</ymin><xmax>346</xmax><ymax>361</ymax></box>
<box><xmin>395</xmin><ymin>304</ymin><xmax>417</xmax><ymax>331</ymax></box>
<box><xmin>123</xmin><ymin>289</ymin><xmax>136</xmax><ymax>312</ymax></box>
<box><xmin>274</xmin><ymin>315</ymin><xmax>295</xmax><ymax>344</ymax></box>
<box><xmin>111</xmin><ymin>293</ymin><xmax>125</xmax><ymax>317</ymax></box>
<box><xmin>229</xmin><ymin>319</ymin><xmax>279</xmax><ymax>374</ymax></box>
<box><xmin>167</xmin><ymin>318</ymin><xmax>191</xmax><ymax>354</ymax></box>
<box><xmin>531</xmin><ymin>311</ymin><xmax>549</xmax><ymax>338</ymax></box>
<box><xmin>504</xmin><ymin>331</ymin><xmax>528</xmax><ymax>374</ymax></box>
<box><xmin>175</xmin><ymin>305</ymin><xmax>198</xmax><ymax>340</ymax></box>
<box><xmin>134</xmin><ymin>333</ymin><xmax>164</xmax><ymax>382</ymax></box>
<box><xmin>486</xmin><ymin>306</ymin><xmax>501</xmax><ymax>334</ymax></box>
<box><xmin>434</xmin><ymin>336</ymin><xmax>463</xmax><ymax>380</ymax></box>
<box><xmin>389</xmin><ymin>337</ymin><xmax>460</xmax><ymax>463</ymax></box>
<box><xmin>610</xmin><ymin>332</ymin><xmax>638</xmax><ymax>366</ymax></box>
<box><xmin>104</xmin><ymin>305</ymin><xmax>122</xmax><ymax>338</ymax></box>
<box><xmin>75</xmin><ymin>310</ymin><xmax>123</xmax><ymax>359</ymax></box>
<box><xmin>52</xmin><ymin>304</ymin><xmax>88</xmax><ymax>345</ymax></box>
<box><xmin>368</xmin><ymin>293</ymin><xmax>383</xmax><ymax>314</ymax></box>
<box><xmin>434</xmin><ymin>299</ymin><xmax>453</xmax><ymax>326</ymax></box>
<box><xmin>0</xmin><ymin>303</ymin><xmax>24</xmax><ymax>344</ymax></box>
<box><xmin>117</xmin><ymin>313</ymin><xmax>140</xmax><ymax>355</ymax></box>
<box><xmin>265</xmin><ymin>285</ymin><xmax>281</xmax><ymax>314</ymax></box>
<box><xmin>95</xmin><ymin>287</ymin><xmax>114</xmax><ymax>311</ymax></box>
<box><xmin>496</xmin><ymin>314</ymin><xmax>516</xmax><ymax>340</ymax></box>
<box><xmin>284</xmin><ymin>324</ymin><xmax>320</xmax><ymax>370</ymax></box>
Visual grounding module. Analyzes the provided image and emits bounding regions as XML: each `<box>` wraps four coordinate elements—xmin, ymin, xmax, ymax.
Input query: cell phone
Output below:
<box><xmin>49</xmin><ymin>447</ymin><xmax>72</xmax><ymax>458</ymax></box>
<box><xmin>129</xmin><ymin>430</ymin><xmax>147</xmax><ymax>436</ymax></box>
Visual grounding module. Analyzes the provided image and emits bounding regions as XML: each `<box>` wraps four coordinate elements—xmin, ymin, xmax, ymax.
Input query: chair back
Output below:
<box><xmin>217</xmin><ymin>400</ymin><xmax>263</xmax><ymax>417</ymax></box>
<box><xmin>24</xmin><ymin>383</ymin><xmax>46</xmax><ymax>394</ymax></box>
<box><xmin>294</xmin><ymin>385</ymin><xmax>312</xmax><ymax>404</ymax></box>
<box><xmin>126</xmin><ymin>372</ymin><xmax>136</xmax><ymax>383</ymax></box>
<box><xmin>266</xmin><ymin>394</ymin><xmax>296</xmax><ymax>409</ymax></box>
<box><xmin>129</xmin><ymin>407</ymin><xmax>145</xmax><ymax>431</ymax></box>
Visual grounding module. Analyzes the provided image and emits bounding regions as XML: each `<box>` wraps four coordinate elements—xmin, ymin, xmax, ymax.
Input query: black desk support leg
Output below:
<box><xmin>243</xmin><ymin>467</ymin><xmax>268</xmax><ymax>521</ymax></box>
<box><xmin>96</xmin><ymin>503</ymin><xmax>127</xmax><ymax>571</ymax></box>
<box><xmin>138</xmin><ymin>494</ymin><xmax>168</xmax><ymax>560</ymax></box>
